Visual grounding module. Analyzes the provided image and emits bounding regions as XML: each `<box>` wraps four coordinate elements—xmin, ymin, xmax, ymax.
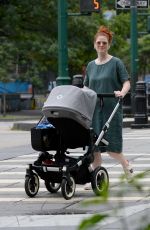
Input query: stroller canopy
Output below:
<box><xmin>42</xmin><ymin>85</ymin><xmax>97</xmax><ymax>129</ymax></box>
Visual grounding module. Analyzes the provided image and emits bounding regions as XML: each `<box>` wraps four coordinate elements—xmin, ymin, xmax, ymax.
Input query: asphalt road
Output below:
<box><xmin>0</xmin><ymin>122</ymin><xmax>149</xmax><ymax>229</ymax></box>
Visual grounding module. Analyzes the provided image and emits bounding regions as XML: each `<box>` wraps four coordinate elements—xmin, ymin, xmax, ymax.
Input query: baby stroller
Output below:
<box><xmin>24</xmin><ymin>85</ymin><xmax>121</xmax><ymax>200</ymax></box>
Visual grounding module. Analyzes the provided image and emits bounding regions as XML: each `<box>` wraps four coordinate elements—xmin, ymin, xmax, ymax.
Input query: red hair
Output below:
<box><xmin>94</xmin><ymin>26</ymin><xmax>113</xmax><ymax>44</ymax></box>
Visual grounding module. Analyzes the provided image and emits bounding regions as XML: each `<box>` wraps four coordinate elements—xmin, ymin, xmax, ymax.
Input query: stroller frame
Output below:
<box><xmin>25</xmin><ymin>94</ymin><xmax>122</xmax><ymax>200</ymax></box>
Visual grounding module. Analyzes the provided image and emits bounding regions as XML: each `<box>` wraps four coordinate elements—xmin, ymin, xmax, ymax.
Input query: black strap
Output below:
<box><xmin>99</xmin><ymin>95</ymin><xmax>104</xmax><ymax>111</ymax></box>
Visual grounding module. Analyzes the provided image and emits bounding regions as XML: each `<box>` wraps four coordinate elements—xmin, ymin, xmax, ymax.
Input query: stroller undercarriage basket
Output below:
<box><xmin>31</xmin><ymin>127</ymin><xmax>59</xmax><ymax>151</ymax></box>
<box><xmin>31</xmin><ymin>118</ymin><xmax>92</xmax><ymax>151</ymax></box>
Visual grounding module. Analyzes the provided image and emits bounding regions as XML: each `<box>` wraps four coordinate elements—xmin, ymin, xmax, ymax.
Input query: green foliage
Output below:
<box><xmin>0</xmin><ymin>0</ymin><xmax>58</xmax><ymax>89</ymax></box>
<box><xmin>102</xmin><ymin>0</ymin><xmax>116</xmax><ymax>10</ymax></box>
<box><xmin>78</xmin><ymin>213</ymin><xmax>108</xmax><ymax>230</ymax></box>
<box><xmin>108</xmin><ymin>12</ymin><xmax>130</xmax><ymax>70</ymax></box>
<box><xmin>143</xmin><ymin>224</ymin><xmax>150</xmax><ymax>230</ymax></box>
<box><xmin>0</xmin><ymin>1</ymin><xmax>149</xmax><ymax>91</ymax></box>
<box><xmin>78</xmin><ymin>169</ymin><xmax>150</xmax><ymax>230</ymax></box>
<box><xmin>138</xmin><ymin>34</ymin><xmax>150</xmax><ymax>77</ymax></box>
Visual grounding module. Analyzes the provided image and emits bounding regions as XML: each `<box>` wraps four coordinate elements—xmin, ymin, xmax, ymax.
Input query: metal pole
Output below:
<box><xmin>3</xmin><ymin>93</ymin><xmax>6</xmax><ymax>117</ymax></box>
<box><xmin>131</xmin><ymin>81</ymin><xmax>150</xmax><ymax>128</ymax></box>
<box><xmin>130</xmin><ymin>0</ymin><xmax>138</xmax><ymax>113</ymax></box>
<box><xmin>56</xmin><ymin>0</ymin><xmax>71</xmax><ymax>85</ymax></box>
<box><xmin>0</xmin><ymin>97</ymin><xmax>1</xmax><ymax>114</ymax></box>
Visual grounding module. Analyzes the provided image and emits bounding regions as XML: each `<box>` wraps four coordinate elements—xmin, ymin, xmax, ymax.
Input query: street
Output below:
<box><xmin>0</xmin><ymin>122</ymin><xmax>149</xmax><ymax>229</ymax></box>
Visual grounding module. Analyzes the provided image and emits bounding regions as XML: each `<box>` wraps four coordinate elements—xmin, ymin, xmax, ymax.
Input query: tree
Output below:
<box><xmin>0</xmin><ymin>0</ymin><xmax>58</xmax><ymax>89</ymax></box>
<box><xmin>0</xmin><ymin>0</ymin><xmax>149</xmax><ymax>91</ymax></box>
<box><xmin>138</xmin><ymin>34</ymin><xmax>150</xmax><ymax>78</ymax></box>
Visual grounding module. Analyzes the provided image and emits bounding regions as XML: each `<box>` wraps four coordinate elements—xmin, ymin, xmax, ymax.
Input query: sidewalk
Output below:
<box><xmin>0</xmin><ymin>111</ymin><xmax>149</xmax><ymax>229</ymax></box>
<box><xmin>1</xmin><ymin>109</ymin><xmax>150</xmax><ymax>130</ymax></box>
<box><xmin>0</xmin><ymin>110</ymin><xmax>41</xmax><ymax>130</ymax></box>
<box><xmin>0</xmin><ymin>109</ymin><xmax>42</xmax><ymax>120</ymax></box>
<box><xmin>11</xmin><ymin>115</ymin><xmax>150</xmax><ymax>131</ymax></box>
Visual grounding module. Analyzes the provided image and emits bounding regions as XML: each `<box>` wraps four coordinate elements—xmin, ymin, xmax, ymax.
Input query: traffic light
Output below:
<box><xmin>80</xmin><ymin>0</ymin><xmax>101</xmax><ymax>13</ymax></box>
<box><xmin>147</xmin><ymin>16</ymin><xmax>150</xmax><ymax>33</ymax></box>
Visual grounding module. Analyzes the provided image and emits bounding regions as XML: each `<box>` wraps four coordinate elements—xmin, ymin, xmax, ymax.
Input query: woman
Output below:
<box><xmin>84</xmin><ymin>25</ymin><xmax>133</xmax><ymax>189</ymax></box>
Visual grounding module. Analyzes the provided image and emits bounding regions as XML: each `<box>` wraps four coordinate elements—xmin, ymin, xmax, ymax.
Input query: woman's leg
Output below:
<box><xmin>84</xmin><ymin>152</ymin><xmax>102</xmax><ymax>190</ymax></box>
<box><xmin>108</xmin><ymin>151</ymin><xmax>129</xmax><ymax>167</ymax></box>
<box><xmin>108</xmin><ymin>151</ymin><xmax>133</xmax><ymax>179</ymax></box>
<box><xmin>91</xmin><ymin>152</ymin><xmax>102</xmax><ymax>170</ymax></box>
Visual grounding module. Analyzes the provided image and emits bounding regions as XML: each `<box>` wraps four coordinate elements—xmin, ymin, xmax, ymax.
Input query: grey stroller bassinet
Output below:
<box><xmin>42</xmin><ymin>85</ymin><xmax>97</xmax><ymax>149</ymax></box>
<box><xmin>43</xmin><ymin>85</ymin><xmax>97</xmax><ymax>128</ymax></box>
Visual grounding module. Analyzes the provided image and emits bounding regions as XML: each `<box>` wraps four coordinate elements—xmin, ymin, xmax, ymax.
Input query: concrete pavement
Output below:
<box><xmin>0</xmin><ymin>117</ymin><xmax>150</xmax><ymax>229</ymax></box>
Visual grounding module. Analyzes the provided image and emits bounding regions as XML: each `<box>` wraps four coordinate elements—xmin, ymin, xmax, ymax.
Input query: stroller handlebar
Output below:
<box><xmin>97</xmin><ymin>94</ymin><xmax>122</xmax><ymax>105</ymax></box>
<box><xmin>97</xmin><ymin>93</ymin><xmax>122</xmax><ymax>99</ymax></box>
<box><xmin>97</xmin><ymin>93</ymin><xmax>115</xmax><ymax>98</ymax></box>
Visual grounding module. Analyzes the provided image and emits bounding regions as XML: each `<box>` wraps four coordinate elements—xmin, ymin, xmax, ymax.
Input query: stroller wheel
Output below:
<box><xmin>61</xmin><ymin>176</ymin><xmax>76</xmax><ymax>200</ymax></box>
<box><xmin>91</xmin><ymin>166</ymin><xmax>109</xmax><ymax>196</ymax></box>
<box><xmin>45</xmin><ymin>181</ymin><xmax>61</xmax><ymax>193</ymax></box>
<box><xmin>25</xmin><ymin>173</ymin><xmax>39</xmax><ymax>197</ymax></box>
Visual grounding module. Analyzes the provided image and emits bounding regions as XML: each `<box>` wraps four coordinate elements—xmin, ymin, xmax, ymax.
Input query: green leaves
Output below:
<box><xmin>0</xmin><ymin>1</ymin><xmax>149</xmax><ymax>90</ymax></box>
<box><xmin>78</xmin><ymin>169</ymin><xmax>150</xmax><ymax>230</ymax></box>
<box><xmin>78</xmin><ymin>213</ymin><xmax>108</xmax><ymax>230</ymax></box>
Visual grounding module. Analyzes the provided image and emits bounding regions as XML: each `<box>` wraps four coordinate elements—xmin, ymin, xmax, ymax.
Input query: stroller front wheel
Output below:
<box><xmin>45</xmin><ymin>180</ymin><xmax>61</xmax><ymax>193</ymax></box>
<box><xmin>25</xmin><ymin>173</ymin><xmax>39</xmax><ymax>197</ymax></box>
<box><xmin>61</xmin><ymin>176</ymin><xmax>76</xmax><ymax>200</ymax></box>
<box><xmin>91</xmin><ymin>166</ymin><xmax>109</xmax><ymax>196</ymax></box>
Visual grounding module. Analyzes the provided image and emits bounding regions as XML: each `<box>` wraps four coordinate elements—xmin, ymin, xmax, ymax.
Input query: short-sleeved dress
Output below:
<box><xmin>84</xmin><ymin>56</ymin><xmax>129</xmax><ymax>153</ymax></box>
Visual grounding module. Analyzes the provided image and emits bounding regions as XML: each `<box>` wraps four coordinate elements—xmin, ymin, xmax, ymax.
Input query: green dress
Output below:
<box><xmin>84</xmin><ymin>57</ymin><xmax>129</xmax><ymax>153</ymax></box>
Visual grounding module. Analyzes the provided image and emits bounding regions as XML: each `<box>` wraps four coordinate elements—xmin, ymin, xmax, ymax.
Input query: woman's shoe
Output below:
<box><xmin>123</xmin><ymin>161</ymin><xmax>134</xmax><ymax>181</ymax></box>
<box><xmin>84</xmin><ymin>183</ymin><xmax>92</xmax><ymax>190</ymax></box>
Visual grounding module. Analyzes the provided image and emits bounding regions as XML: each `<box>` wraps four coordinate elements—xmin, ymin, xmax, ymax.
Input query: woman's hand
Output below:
<box><xmin>114</xmin><ymin>91</ymin><xmax>124</xmax><ymax>98</ymax></box>
<box><xmin>114</xmin><ymin>80</ymin><xmax>130</xmax><ymax>98</ymax></box>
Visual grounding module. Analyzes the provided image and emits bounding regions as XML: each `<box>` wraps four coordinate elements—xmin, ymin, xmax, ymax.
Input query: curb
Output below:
<box><xmin>12</xmin><ymin>121</ymin><xmax>38</xmax><ymax>131</ymax></box>
<box><xmin>12</xmin><ymin>119</ymin><xmax>136</xmax><ymax>131</ymax></box>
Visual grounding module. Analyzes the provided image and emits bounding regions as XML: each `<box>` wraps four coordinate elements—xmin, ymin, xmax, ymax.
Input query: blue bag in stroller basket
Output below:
<box><xmin>31</xmin><ymin>116</ymin><xmax>58</xmax><ymax>152</ymax></box>
<box><xmin>36</xmin><ymin>116</ymin><xmax>54</xmax><ymax>129</ymax></box>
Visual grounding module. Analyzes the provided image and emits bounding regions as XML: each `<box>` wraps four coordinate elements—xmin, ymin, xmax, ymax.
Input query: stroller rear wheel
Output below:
<box><xmin>61</xmin><ymin>176</ymin><xmax>76</xmax><ymax>200</ymax></box>
<box><xmin>91</xmin><ymin>166</ymin><xmax>109</xmax><ymax>196</ymax></box>
<box><xmin>45</xmin><ymin>180</ymin><xmax>61</xmax><ymax>193</ymax></box>
<box><xmin>25</xmin><ymin>173</ymin><xmax>39</xmax><ymax>197</ymax></box>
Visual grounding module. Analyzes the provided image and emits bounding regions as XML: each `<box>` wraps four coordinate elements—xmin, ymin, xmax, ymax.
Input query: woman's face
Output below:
<box><xmin>94</xmin><ymin>35</ymin><xmax>110</xmax><ymax>55</ymax></box>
